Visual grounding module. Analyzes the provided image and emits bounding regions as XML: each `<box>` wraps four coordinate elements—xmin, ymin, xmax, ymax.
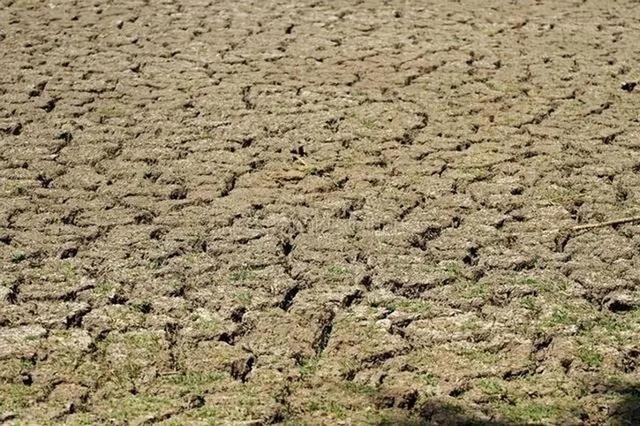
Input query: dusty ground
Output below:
<box><xmin>1</xmin><ymin>0</ymin><xmax>640</xmax><ymax>424</ymax></box>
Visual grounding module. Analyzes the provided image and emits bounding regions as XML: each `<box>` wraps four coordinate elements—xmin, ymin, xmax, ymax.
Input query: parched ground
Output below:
<box><xmin>1</xmin><ymin>0</ymin><xmax>640</xmax><ymax>424</ymax></box>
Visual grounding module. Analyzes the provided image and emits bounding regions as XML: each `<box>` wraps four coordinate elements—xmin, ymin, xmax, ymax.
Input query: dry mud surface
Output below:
<box><xmin>1</xmin><ymin>0</ymin><xmax>640</xmax><ymax>424</ymax></box>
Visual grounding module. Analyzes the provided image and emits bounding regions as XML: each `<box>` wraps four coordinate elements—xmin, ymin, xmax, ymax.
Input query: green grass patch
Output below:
<box><xmin>518</xmin><ymin>276</ymin><xmax>568</xmax><ymax>293</ymax></box>
<box><xmin>344</xmin><ymin>382</ymin><xmax>377</xmax><ymax>397</ymax></box>
<box><xmin>298</xmin><ymin>357</ymin><xmax>320</xmax><ymax>377</ymax></box>
<box><xmin>418</xmin><ymin>372</ymin><xmax>439</xmax><ymax>386</ymax></box>
<box><xmin>577</xmin><ymin>346</ymin><xmax>603</xmax><ymax>368</ymax></box>
<box><xmin>0</xmin><ymin>383</ymin><xmax>40</xmax><ymax>412</ymax></box>
<box><xmin>498</xmin><ymin>400</ymin><xmax>558</xmax><ymax>423</ymax></box>
<box><xmin>458</xmin><ymin>347</ymin><xmax>499</xmax><ymax>364</ymax></box>
<box><xmin>233</xmin><ymin>290</ymin><xmax>252</xmax><ymax>305</ymax></box>
<box><xmin>385</xmin><ymin>298</ymin><xmax>432</xmax><ymax>314</ymax></box>
<box><xmin>455</xmin><ymin>280</ymin><xmax>487</xmax><ymax>299</ymax></box>
<box><xmin>175</xmin><ymin>406</ymin><xmax>220</xmax><ymax>424</ymax></box>
<box><xmin>104</xmin><ymin>395</ymin><xmax>173</xmax><ymax>422</ymax></box>
<box><xmin>477</xmin><ymin>378</ymin><xmax>506</xmax><ymax>396</ymax></box>
<box><xmin>327</xmin><ymin>265</ymin><xmax>351</xmax><ymax>276</ymax></box>
<box><xmin>11</xmin><ymin>252</ymin><xmax>26</xmax><ymax>264</ymax></box>
<box><xmin>307</xmin><ymin>400</ymin><xmax>347</xmax><ymax>418</ymax></box>
<box><xmin>229</xmin><ymin>266</ymin><xmax>257</xmax><ymax>282</ymax></box>
<box><xmin>159</xmin><ymin>372</ymin><xmax>225</xmax><ymax>393</ymax></box>
<box><xmin>520</xmin><ymin>296</ymin><xmax>541</xmax><ymax>314</ymax></box>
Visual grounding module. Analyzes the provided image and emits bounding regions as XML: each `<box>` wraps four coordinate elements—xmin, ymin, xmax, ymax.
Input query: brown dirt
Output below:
<box><xmin>1</xmin><ymin>0</ymin><xmax>640</xmax><ymax>424</ymax></box>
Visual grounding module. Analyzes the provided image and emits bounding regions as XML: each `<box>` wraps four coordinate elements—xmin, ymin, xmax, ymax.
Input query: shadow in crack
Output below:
<box><xmin>377</xmin><ymin>392</ymin><xmax>640</xmax><ymax>426</ymax></box>
<box><xmin>610</xmin><ymin>384</ymin><xmax>640</xmax><ymax>426</ymax></box>
<box><xmin>371</xmin><ymin>383</ymin><xmax>640</xmax><ymax>425</ymax></box>
<box><xmin>374</xmin><ymin>399</ymin><xmax>510</xmax><ymax>426</ymax></box>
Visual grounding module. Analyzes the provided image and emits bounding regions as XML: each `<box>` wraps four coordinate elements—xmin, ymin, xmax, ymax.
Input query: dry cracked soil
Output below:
<box><xmin>1</xmin><ymin>0</ymin><xmax>640</xmax><ymax>425</ymax></box>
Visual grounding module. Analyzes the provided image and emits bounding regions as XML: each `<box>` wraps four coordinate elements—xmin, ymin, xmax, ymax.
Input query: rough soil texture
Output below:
<box><xmin>1</xmin><ymin>0</ymin><xmax>640</xmax><ymax>424</ymax></box>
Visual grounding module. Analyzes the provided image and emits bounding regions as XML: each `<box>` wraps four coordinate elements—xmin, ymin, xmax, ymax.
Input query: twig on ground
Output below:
<box><xmin>293</xmin><ymin>156</ymin><xmax>308</xmax><ymax>167</ymax></box>
<box><xmin>569</xmin><ymin>216</ymin><xmax>640</xmax><ymax>232</ymax></box>
<box><xmin>543</xmin><ymin>215</ymin><xmax>640</xmax><ymax>237</ymax></box>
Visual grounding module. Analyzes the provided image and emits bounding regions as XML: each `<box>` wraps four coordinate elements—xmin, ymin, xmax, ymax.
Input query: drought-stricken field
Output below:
<box><xmin>1</xmin><ymin>0</ymin><xmax>640</xmax><ymax>424</ymax></box>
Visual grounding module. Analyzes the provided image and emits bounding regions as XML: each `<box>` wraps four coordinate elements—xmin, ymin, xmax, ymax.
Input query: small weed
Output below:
<box><xmin>66</xmin><ymin>413</ymin><xmax>96</xmax><ymax>426</ymax></box>
<box><xmin>327</xmin><ymin>265</ymin><xmax>350</xmax><ymax>276</ymax></box>
<box><xmin>124</xmin><ymin>332</ymin><xmax>160</xmax><ymax>348</ymax></box>
<box><xmin>192</xmin><ymin>317</ymin><xmax>222</xmax><ymax>336</ymax></box>
<box><xmin>133</xmin><ymin>301</ymin><xmax>152</xmax><ymax>314</ymax></box>
<box><xmin>339</xmin><ymin>358</ymin><xmax>359</xmax><ymax>377</ymax></box>
<box><xmin>304</xmin><ymin>165</ymin><xmax>320</xmax><ymax>175</ymax></box>
<box><xmin>180</xmin><ymin>406</ymin><xmax>220</xmax><ymax>422</ymax></box>
<box><xmin>281</xmin><ymin>420</ymin><xmax>306</xmax><ymax>426</ymax></box>
<box><xmin>377</xmin><ymin>416</ymin><xmax>428</xmax><ymax>426</ymax></box>
<box><xmin>477</xmin><ymin>378</ymin><xmax>505</xmax><ymax>396</ymax></box>
<box><xmin>419</xmin><ymin>372</ymin><xmax>439</xmax><ymax>386</ymax></box>
<box><xmin>577</xmin><ymin>346</ymin><xmax>603</xmax><ymax>368</ymax></box>
<box><xmin>444</xmin><ymin>261</ymin><xmax>462</xmax><ymax>278</ymax></box>
<box><xmin>229</xmin><ymin>266</ymin><xmax>257</xmax><ymax>282</ymax></box>
<box><xmin>326</xmin><ymin>401</ymin><xmax>346</xmax><ymax>418</ymax></box>
<box><xmin>11</xmin><ymin>185</ymin><xmax>27</xmax><ymax>196</ymax></box>
<box><xmin>95</xmin><ymin>281</ymin><xmax>116</xmax><ymax>295</ymax></box>
<box><xmin>597</xmin><ymin>315</ymin><xmax>629</xmax><ymax>334</ymax></box>
<box><xmin>299</xmin><ymin>357</ymin><xmax>320</xmax><ymax>377</ymax></box>
<box><xmin>11</xmin><ymin>252</ymin><xmax>26</xmax><ymax>264</ymax></box>
<box><xmin>61</xmin><ymin>263</ymin><xmax>77</xmax><ymax>281</ymax></box>
<box><xmin>548</xmin><ymin>308</ymin><xmax>572</xmax><ymax>325</ymax></box>
<box><xmin>460</xmin><ymin>318</ymin><xmax>482</xmax><ymax>332</ymax></box>
<box><xmin>307</xmin><ymin>400</ymin><xmax>321</xmax><ymax>411</ymax></box>
<box><xmin>149</xmin><ymin>257</ymin><xmax>164</xmax><ymax>269</ymax></box>
<box><xmin>233</xmin><ymin>290</ymin><xmax>252</xmax><ymax>305</ymax></box>
<box><xmin>358</xmin><ymin>116</ymin><xmax>378</xmax><ymax>130</ymax></box>
<box><xmin>20</xmin><ymin>358</ymin><xmax>35</xmax><ymax>369</ymax></box>
<box><xmin>520</xmin><ymin>276</ymin><xmax>567</xmax><ymax>293</ymax></box>
<box><xmin>106</xmin><ymin>332</ymin><xmax>164</xmax><ymax>390</ymax></box>
<box><xmin>163</xmin><ymin>372</ymin><xmax>225</xmax><ymax>387</ymax></box>
<box><xmin>592</xmin><ymin>313</ymin><xmax>637</xmax><ymax>345</ymax></box>
<box><xmin>24</xmin><ymin>334</ymin><xmax>41</xmax><ymax>341</ymax></box>
<box><xmin>344</xmin><ymin>382</ymin><xmax>377</xmax><ymax>397</ymax></box>
<box><xmin>325</xmin><ymin>265</ymin><xmax>352</xmax><ymax>283</ymax></box>
<box><xmin>0</xmin><ymin>383</ymin><xmax>36</xmax><ymax>411</ymax></box>
<box><xmin>106</xmin><ymin>395</ymin><xmax>173</xmax><ymax>421</ymax></box>
<box><xmin>459</xmin><ymin>347</ymin><xmax>499</xmax><ymax>364</ymax></box>
<box><xmin>386</xmin><ymin>298</ymin><xmax>432</xmax><ymax>313</ymax></box>
<box><xmin>519</xmin><ymin>276</ymin><xmax>539</xmax><ymax>286</ymax></box>
<box><xmin>180</xmin><ymin>253</ymin><xmax>200</xmax><ymax>266</ymax></box>
<box><xmin>541</xmin><ymin>303</ymin><xmax>597</xmax><ymax>333</ymax></box>
<box><xmin>520</xmin><ymin>296</ymin><xmax>540</xmax><ymax>313</ymax></box>
<box><xmin>455</xmin><ymin>279</ymin><xmax>487</xmax><ymax>299</ymax></box>
<box><xmin>438</xmin><ymin>402</ymin><xmax>464</xmax><ymax>414</ymax></box>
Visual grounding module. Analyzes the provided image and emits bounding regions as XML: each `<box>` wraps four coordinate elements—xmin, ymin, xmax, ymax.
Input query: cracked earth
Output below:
<box><xmin>1</xmin><ymin>0</ymin><xmax>640</xmax><ymax>424</ymax></box>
